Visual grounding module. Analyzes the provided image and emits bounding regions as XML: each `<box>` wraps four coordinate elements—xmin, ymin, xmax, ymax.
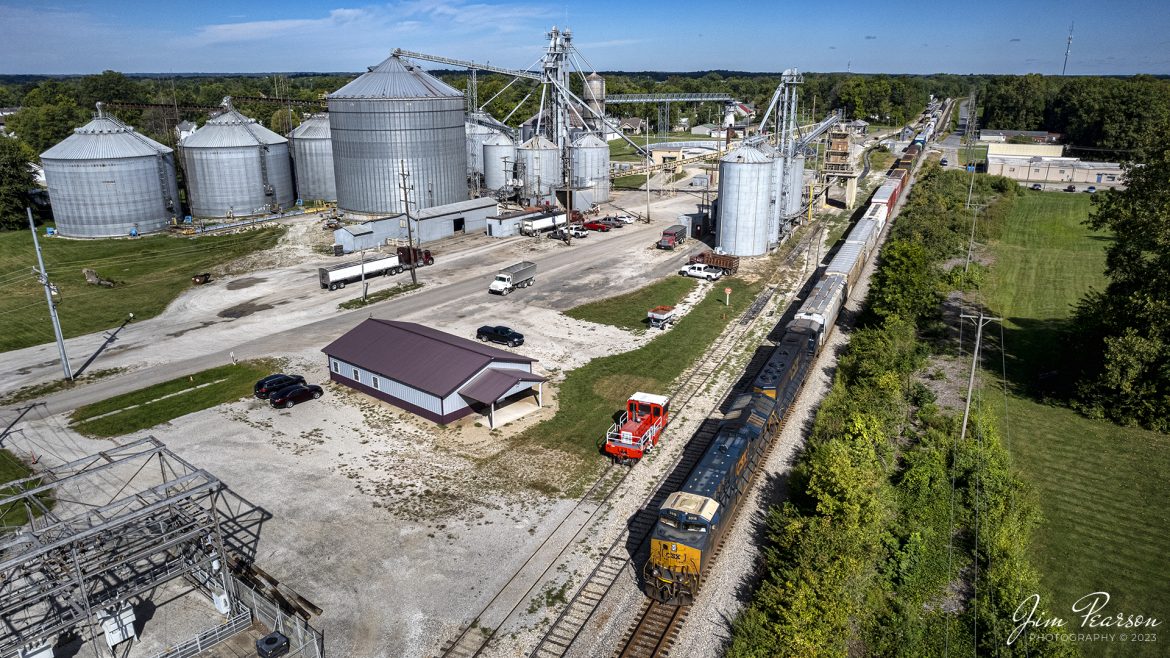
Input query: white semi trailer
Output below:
<box><xmin>318</xmin><ymin>247</ymin><xmax>434</xmax><ymax>290</ymax></box>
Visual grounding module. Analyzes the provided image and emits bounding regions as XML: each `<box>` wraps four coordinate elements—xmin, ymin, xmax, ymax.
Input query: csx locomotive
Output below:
<box><xmin>643</xmin><ymin>180</ymin><xmax>899</xmax><ymax>606</ymax></box>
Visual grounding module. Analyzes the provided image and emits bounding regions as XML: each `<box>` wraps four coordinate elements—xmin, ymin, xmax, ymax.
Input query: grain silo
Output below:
<box><xmin>584</xmin><ymin>73</ymin><xmax>605</xmax><ymax>128</ymax></box>
<box><xmin>40</xmin><ymin>104</ymin><xmax>179</xmax><ymax>238</ymax></box>
<box><xmin>517</xmin><ymin>136</ymin><xmax>560</xmax><ymax>203</ymax></box>
<box><xmin>182</xmin><ymin>99</ymin><xmax>294</xmax><ymax>218</ymax></box>
<box><xmin>569</xmin><ymin>133</ymin><xmax>610</xmax><ymax>204</ymax></box>
<box><xmin>785</xmin><ymin>154</ymin><xmax>805</xmax><ymax>218</ymax></box>
<box><xmin>716</xmin><ymin>144</ymin><xmax>773</xmax><ymax>256</ymax></box>
<box><xmin>328</xmin><ymin>54</ymin><xmax>467</xmax><ymax>216</ymax></box>
<box><xmin>482</xmin><ymin>132</ymin><xmax>516</xmax><ymax>193</ymax></box>
<box><xmin>466</xmin><ymin>111</ymin><xmax>508</xmax><ymax>181</ymax></box>
<box><xmin>289</xmin><ymin>113</ymin><xmax>336</xmax><ymax>202</ymax></box>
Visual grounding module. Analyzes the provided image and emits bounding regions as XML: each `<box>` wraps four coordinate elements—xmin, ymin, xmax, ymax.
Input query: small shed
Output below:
<box><xmin>322</xmin><ymin>319</ymin><xmax>546</xmax><ymax>428</ymax></box>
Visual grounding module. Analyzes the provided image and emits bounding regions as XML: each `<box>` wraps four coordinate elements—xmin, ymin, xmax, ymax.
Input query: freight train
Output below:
<box><xmin>642</xmin><ymin>169</ymin><xmax>903</xmax><ymax>607</ymax></box>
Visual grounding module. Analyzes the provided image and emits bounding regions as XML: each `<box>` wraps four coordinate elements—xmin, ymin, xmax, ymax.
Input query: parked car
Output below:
<box><xmin>940</xmin><ymin>157</ymin><xmax>949</xmax><ymax>166</ymax></box>
<box><xmin>678</xmin><ymin>263</ymin><xmax>724</xmax><ymax>281</ymax></box>
<box><xmin>1085</xmin><ymin>186</ymin><xmax>1097</xmax><ymax>193</ymax></box>
<box><xmin>1064</xmin><ymin>184</ymin><xmax>1077</xmax><ymax>192</ymax></box>
<box><xmin>477</xmin><ymin>325</ymin><xmax>524</xmax><ymax>347</ymax></box>
<box><xmin>549</xmin><ymin>227</ymin><xmax>588</xmax><ymax>240</ymax></box>
<box><xmin>254</xmin><ymin>373</ymin><xmax>306</xmax><ymax>399</ymax></box>
<box><xmin>1031</xmin><ymin>183</ymin><xmax>1043</xmax><ymax>190</ymax></box>
<box><xmin>582</xmin><ymin>221</ymin><xmax>611</xmax><ymax>232</ymax></box>
<box><xmin>612</xmin><ymin>214</ymin><xmax>635</xmax><ymax>224</ymax></box>
<box><xmin>269</xmin><ymin>384</ymin><xmax>323</xmax><ymax>408</ymax></box>
<box><xmin>598</xmin><ymin>217</ymin><xmax>625</xmax><ymax>229</ymax></box>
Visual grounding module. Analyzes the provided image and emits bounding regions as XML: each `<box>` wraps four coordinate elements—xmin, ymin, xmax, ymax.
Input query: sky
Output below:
<box><xmin>2</xmin><ymin>0</ymin><xmax>1168</xmax><ymax>76</ymax></box>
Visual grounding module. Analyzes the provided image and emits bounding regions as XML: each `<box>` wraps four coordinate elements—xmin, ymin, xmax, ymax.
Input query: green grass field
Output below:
<box><xmin>958</xmin><ymin>144</ymin><xmax>988</xmax><ymax>165</ymax></box>
<box><xmin>500</xmin><ymin>277</ymin><xmax>760</xmax><ymax>486</ymax></box>
<box><xmin>70</xmin><ymin>359</ymin><xmax>278</xmax><ymax>438</ymax></box>
<box><xmin>0</xmin><ymin>227</ymin><xmax>284</xmax><ymax>352</ymax></box>
<box><xmin>566</xmin><ymin>276</ymin><xmax>697</xmax><ymax>331</ymax></box>
<box><xmin>983</xmin><ymin>191</ymin><xmax>1169</xmax><ymax>657</ymax></box>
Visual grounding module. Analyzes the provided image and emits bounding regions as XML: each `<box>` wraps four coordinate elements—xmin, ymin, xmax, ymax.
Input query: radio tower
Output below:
<box><xmin>1062</xmin><ymin>22</ymin><xmax>1074</xmax><ymax>75</ymax></box>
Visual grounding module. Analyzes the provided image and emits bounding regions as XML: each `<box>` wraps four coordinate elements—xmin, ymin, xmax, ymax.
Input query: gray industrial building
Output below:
<box><xmin>332</xmin><ymin>197</ymin><xmax>497</xmax><ymax>252</ymax></box>
<box><xmin>41</xmin><ymin>104</ymin><xmax>179</xmax><ymax>238</ymax></box>
<box><xmin>323</xmin><ymin>319</ymin><xmax>545</xmax><ymax>428</ymax></box>
<box><xmin>485</xmin><ymin>208</ymin><xmax>543</xmax><ymax>237</ymax></box>
<box><xmin>181</xmin><ymin>100</ymin><xmax>294</xmax><ymax>218</ymax></box>
<box><xmin>328</xmin><ymin>54</ymin><xmax>468</xmax><ymax>218</ymax></box>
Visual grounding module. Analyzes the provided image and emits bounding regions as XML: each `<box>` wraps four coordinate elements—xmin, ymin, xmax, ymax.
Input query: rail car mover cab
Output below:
<box><xmin>645</xmin><ymin>492</ymin><xmax>718</xmax><ymax>606</ymax></box>
<box><xmin>603</xmin><ymin>392</ymin><xmax>670</xmax><ymax>463</ymax></box>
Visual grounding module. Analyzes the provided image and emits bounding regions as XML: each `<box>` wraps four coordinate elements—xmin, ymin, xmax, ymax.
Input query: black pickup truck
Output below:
<box><xmin>476</xmin><ymin>325</ymin><xmax>524</xmax><ymax>347</ymax></box>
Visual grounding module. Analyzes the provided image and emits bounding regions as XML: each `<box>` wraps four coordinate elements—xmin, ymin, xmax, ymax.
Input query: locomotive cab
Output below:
<box><xmin>644</xmin><ymin>492</ymin><xmax>719</xmax><ymax>606</ymax></box>
<box><xmin>603</xmin><ymin>392</ymin><xmax>671</xmax><ymax>462</ymax></box>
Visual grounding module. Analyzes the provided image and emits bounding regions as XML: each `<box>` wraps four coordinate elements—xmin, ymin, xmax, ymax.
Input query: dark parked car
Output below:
<box><xmin>1085</xmin><ymin>186</ymin><xmax>1097</xmax><ymax>193</ymax></box>
<box><xmin>597</xmin><ymin>216</ymin><xmax>625</xmax><ymax>229</ymax></box>
<box><xmin>940</xmin><ymin>158</ymin><xmax>949</xmax><ymax>166</ymax></box>
<box><xmin>477</xmin><ymin>325</ymin><xmax>524</xmax><ymax>347</ymax></box>
<box><xmin>269</xmin><ymin>384</ymin><xmax>324</xmax><ymax>408</ymax></box>
<box><xmin>254</xmin><ymin>374</ymin><xmax>306</xmax><ymax>399</ymax></box>
<box><xmin>1031</xmin><ymin>183</ymin><xmax>1043</xmax><ymax>190</ymax></box>
<box><xmin>1065</xmin><ymin>184</ymin><xmax>1077</xmax><ymax>192</ymax></box>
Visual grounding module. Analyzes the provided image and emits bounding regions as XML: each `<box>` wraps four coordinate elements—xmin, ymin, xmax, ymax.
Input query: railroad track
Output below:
<box><xmin>440</xmin><ymin>233</ymin><xmax>820</xmax><ymax>658</ymax></box>
<box><xmin>528</xmin><ymin>223</ymin><xmax>829</xmax><ymax>658</ymax></box>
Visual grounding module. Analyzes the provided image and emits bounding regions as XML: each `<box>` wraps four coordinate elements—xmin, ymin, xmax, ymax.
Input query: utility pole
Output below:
<box><xmin>958</xmin><ymin>312</ymin><xmax>1002</xmax><ymax>443</ymax></box>
<box><xmin>360</xmin><ymin>248</ymin><xmax>368</xmax><ymax>302</ymax></box>
<box><xmin>29</xmin><ymin>208</ymin><xmax>72</xmax><ymax>381</ymax></box>
<box><xmin>398</xmin><ymin>161</ymin><xmax>418</xmax><ymax>285</ymax></box>
<box><xmin>964</xmin><ymin>203</ymin><xmax>986</xmax><ymax>275</ymax></box>
<box><xmin>644</xmin><ymin>116</ymin><xmax>651</xmax><ymax>223</ymax></box>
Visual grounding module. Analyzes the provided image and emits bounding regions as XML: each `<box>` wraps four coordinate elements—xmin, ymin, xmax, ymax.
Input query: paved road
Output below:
<box><xmin>3</xmin><ymin>209</ymin><xmax>697</xmax><ymax>416</ymax></box>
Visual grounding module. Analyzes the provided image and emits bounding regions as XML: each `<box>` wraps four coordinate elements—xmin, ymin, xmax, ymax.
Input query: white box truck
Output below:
<box><xmin>489</xmin><ymin>261</ymin><xmax>537</xmax><ymax>294</ymax></box>
<box><xmin>318</xmin><ymin>247</ymin><xmax>433</xmax><ymax>290</ymax></box>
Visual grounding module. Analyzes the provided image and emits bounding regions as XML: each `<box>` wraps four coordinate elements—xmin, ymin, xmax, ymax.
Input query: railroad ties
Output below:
<box><xmin>616</xmin><ymin>601</ymin><xmax>688</xmax><ymax>658</ymax></box>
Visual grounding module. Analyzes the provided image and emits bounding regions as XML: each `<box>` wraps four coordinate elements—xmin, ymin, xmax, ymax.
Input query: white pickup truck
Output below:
<box><xmin>678</xmin><ymin>263</ymin><xmax>723</xmax><ymax>281</ymax></box>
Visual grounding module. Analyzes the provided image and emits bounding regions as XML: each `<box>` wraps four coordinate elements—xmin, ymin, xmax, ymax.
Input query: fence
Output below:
<box><xmin>234</xmin><ymin>577</ymin><xmax>326</xmax><ymax>658</ymax></box>
<box><xmin>144</xmin><ymin>611</ymin><xmax>252</xmax><ymax>658</ymax></box>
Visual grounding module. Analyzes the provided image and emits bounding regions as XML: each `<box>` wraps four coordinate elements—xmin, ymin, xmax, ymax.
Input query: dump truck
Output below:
<box><xmin>318</xmin><ymin>246</ymin><xmax>434</xmax><ymax>291</ymax></box>
<box><xmin>489</xmin><ymin>261</ymin><xmax>537</xmax><ymax>295</ymax></box>
<box><xmin>688</xmin><ymin>251</ymin><xmax>740</xmax><ymax>275</ymax></box>
<box><xmin>657</xmin><ymin>224</ymin><xmax>687</xmax><ymax>249</ymax></box>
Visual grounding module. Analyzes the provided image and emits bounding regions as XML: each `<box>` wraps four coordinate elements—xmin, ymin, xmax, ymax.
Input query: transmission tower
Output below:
<box><xmin>1062</xmin><ymin>22</ymin><xmax>1074</xmax><ymax>75</ymax></box>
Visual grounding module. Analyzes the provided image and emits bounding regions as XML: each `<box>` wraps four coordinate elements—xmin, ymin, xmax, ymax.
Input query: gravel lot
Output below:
<box><xmin>2</xmin><ymin>186</ymin><xmax>738</xmax><ymax>658</ymax></box>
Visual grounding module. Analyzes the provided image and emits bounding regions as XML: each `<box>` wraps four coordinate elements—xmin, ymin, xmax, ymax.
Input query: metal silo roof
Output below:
<box><xmin>329</xmin><ymin>54</ymin><xmax>462</xmax><ymax>99</ymax></box>
<box><xmin>571</xmin><ymin>133</ymin><xmax>607</xmax><ymax>148</ymax></box>
<box><xmin>720</xmin><ymin>144</ymin><xmax>772</xmax><ymax>164</ymax></box>
<box><xmin>182</xmin><ymin>107</ymin><xmax>287</xmax><ymax>148</ymax></box>
<box><xmin>41</xmin><ymin>111</ymin><xmax>171</xmax><ymax>160</ymax></box>
<box><xmin>520</xmin><ymin>136</ymin><xmax>558</xmax><ymax>150</ymax></box>
<box><xmin>289</xmin><ymin>113</ymin><xmax>331</xmax><ymax>139</ymax></box>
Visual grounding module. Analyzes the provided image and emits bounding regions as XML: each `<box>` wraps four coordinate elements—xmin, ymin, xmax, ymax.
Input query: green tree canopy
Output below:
<box><xmin>0</xmin><ymin>136</ymin><xmax>38</xmax><ymax>229</ymax></box>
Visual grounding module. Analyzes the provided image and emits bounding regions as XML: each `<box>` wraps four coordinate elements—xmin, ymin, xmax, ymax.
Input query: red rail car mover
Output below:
<box><xmin>603</xmin><ymin>392</ymin><xmax>671</xmax><ymax>463</ymax></box>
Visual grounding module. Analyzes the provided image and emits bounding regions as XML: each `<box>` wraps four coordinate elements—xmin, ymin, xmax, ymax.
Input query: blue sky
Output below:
<box><xmin>2</xmin><ymin>0</ymin><xmax>1167</xmax><ymax>75</ymax></box>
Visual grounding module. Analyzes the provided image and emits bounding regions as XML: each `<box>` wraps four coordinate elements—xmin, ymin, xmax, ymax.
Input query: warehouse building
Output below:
<box><xmin>985</xmin><ymin>156</ymin><xmax>1123</xmax><ymax>187</ymax></box>
<box><xmin>322</xmin><ymin>319</ymin><xmax>545</xmax><ymax>428</ymax></box>
<box><xmin>332</xmin><ymin>197</ymin><xmax>498</xmax><ymax>253</ymax></box>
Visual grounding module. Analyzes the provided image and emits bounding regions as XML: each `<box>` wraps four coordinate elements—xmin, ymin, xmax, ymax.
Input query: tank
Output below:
<box><xmin>716</xmin><ymin>145</ymin><xmax>773</xmax><ymax>256</ymax></box>
<box><xmin>517</xmin><ymin>136</ymin><xmax>560</xmax><ymax>203</ymax></box>
<box><xmin>756</xmin><ymin>142</ymin><xmax>784</xmax><ymax>245</ymax></box>
<box><xmin>584</xmin><ymin>73</ymin><xmax>605</xmax><ymax>126</ymax></box>
<box><xmin>182</xmin><ymin>99</ymin><xmax>294</xmax><ymax>218</ymax></box>
<box><xmin>289</xmin><ymin>114</ymin><xmax>336</xmax><ymax>202</ymax></box>
<box><xmin>785</xmin><ymin>154</ymin><xmax>805</xmax><ymax>218</ymax></box>
<box><xmin>328</xmin><ymin>54</ymin><xmax>467</xmax><ymax>216</ymax></box>
<box><xmin>569</xmin><ymin>133</ymin><xmax>610</xmax><ymax>203</ymax></box>
<box><xmin>482</xmin><ymin>132</ymin><xmax>516</xmax><ymax>193</ymax></box>
<box><xmin>465</xmin><ymin>112</ymin><xmax>499</xmax><ymax>178</ymax></box>
<box><xmin>40</xmin><ymin>103</ymin><xmax>179</xmax><ymax>238</ymax></box>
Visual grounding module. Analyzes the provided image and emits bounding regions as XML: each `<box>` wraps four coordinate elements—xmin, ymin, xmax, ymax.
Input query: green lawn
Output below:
<box><xmin>957</xmin><ymin>144</ymin><xmax>988</xmax><ymax>165</ymax></box>
<box><xmin>70</xmin><ymin>359</ymin><xmax>279</xmax><ymax>438</ymax></box>
<box><xmin>0</xmin><ymin>226</ymin><xmax>284</xmax><ymax>352</ymax></box>
<box><xmin>498</xmin><ymin>277</ymin><xmax>760</xmax><ymax>485</ymax></box>
<box><xmin>566</xmin><ymin>276</ymin><xmax>697</xmax><ymax>331</ymax></box>
<box><xmin>982</xmin><ymin>191</ymin><xmax>1169</xmax><ymax>657</ymax></box>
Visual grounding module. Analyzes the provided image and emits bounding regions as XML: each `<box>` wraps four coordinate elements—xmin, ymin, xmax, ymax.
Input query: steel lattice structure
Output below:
<box><xmin>0</xmin><ymin>437</ymin><xmax>240</xmax><ymax>657</ymax></box>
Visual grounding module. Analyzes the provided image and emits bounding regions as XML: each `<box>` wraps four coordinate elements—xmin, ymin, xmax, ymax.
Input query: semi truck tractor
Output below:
<box><xmin>489</xmin><ymin>261</ymin><xmax>537</xmax><ymax>294</ymax></box>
